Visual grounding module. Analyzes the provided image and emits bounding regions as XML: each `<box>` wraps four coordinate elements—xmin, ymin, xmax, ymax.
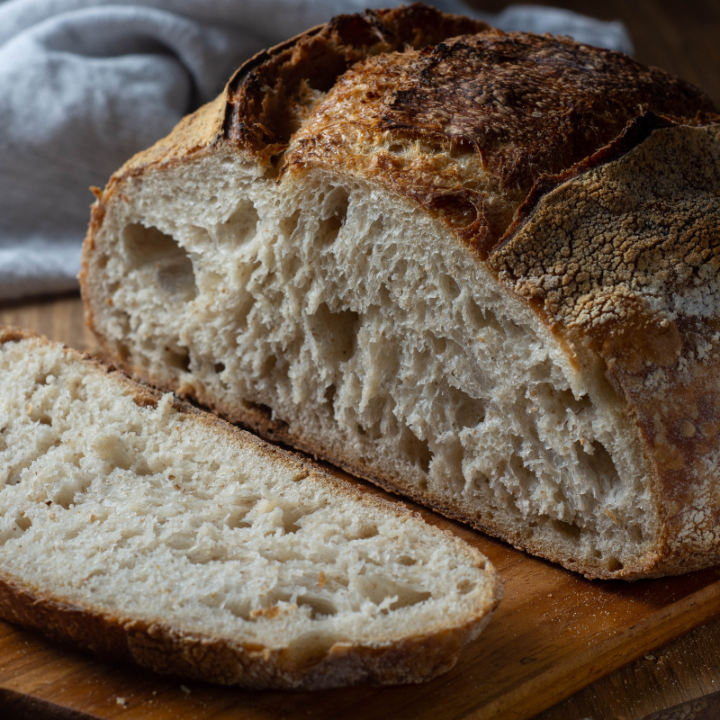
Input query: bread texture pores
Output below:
<box><xmin>81</xmin><ymin>4</ymin><xmax>720</xmax><ymax>579</ymax></box>
<box><xmin>0</xmin><ymin>328</ymin><xmax>499</xmax><ymax>689</ymax></box>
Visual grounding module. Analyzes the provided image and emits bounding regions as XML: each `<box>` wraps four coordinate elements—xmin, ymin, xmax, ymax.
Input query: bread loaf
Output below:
<box><xmin>0</xmin><ymin>327</ymin><xmax>499</xmax><ymax>689</ymax></box>
<box><xmin>81</xmin><ymin>4</ymin><xmax>720</xmax><ymax>579</ymax></box>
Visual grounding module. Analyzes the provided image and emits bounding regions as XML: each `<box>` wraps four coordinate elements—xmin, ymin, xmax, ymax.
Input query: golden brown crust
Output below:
<box><xmin>490</xmin><ymin>121</ymin><xmax>720</xmax><ymax>577</ymax></box>
<box><xmin>109</xmin><ymin>3</ymin><xmax>488</xmax><ymax>181</ymax></box>
<box><xmin>223</xmin><ymin>4</ymin><xmax>488</xmax><ymax>162</ymax></box>
<box><xmin>0</xmin><ymin>573</ymin><xmax>498</xmax><ymax>690</ymax></box>
<box><xmin>0</xmin><ymin>328</ymin><xmax>500</xmax><ymax>688</ymax></box>
<box><xmin>284</xmin><ymin>30</ymin><xmax>715</xmax><ymax>256</ymax></box>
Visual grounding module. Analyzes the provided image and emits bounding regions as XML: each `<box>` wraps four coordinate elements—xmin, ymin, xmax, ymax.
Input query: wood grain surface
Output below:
<box><xmin>3</xmin><ymin>2</ymin><xmax>720</xmax><ymax>718</ymax></box>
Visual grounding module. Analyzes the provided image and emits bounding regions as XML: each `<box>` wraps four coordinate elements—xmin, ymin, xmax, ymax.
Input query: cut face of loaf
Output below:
<box><xmin>82</xmin><ymin>6</ymin><xmax>720</xmax><ymax>579</ymax></box>
<box><xmin>0</xmin><ymin>329</ymin><xmax>499</xmax><ymax>689</ymax></box>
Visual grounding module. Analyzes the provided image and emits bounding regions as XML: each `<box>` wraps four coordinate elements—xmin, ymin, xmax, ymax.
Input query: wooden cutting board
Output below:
<box><xmin>3</xmin><ymin>297</ymin><xmax>720</xmax><ymax>719</ymax></box>
<box><xmin>2</xmin><ymin>477</ymin><xmax>720</xmax><ymax>720</ymax></box>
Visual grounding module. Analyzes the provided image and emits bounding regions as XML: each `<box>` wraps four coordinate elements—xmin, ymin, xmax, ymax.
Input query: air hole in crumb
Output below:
<box><xmin>54</xmin><ymin>491</ymin><xmax>74</xmax><ymax>510</ymax></box>
<box><xmin>467</xmin><ymin>301</ymin><xmax>505</xmax><ymax>335</ymax></box>
<box><xmin>135</xmin><ymin>459</ymin><xmax>153</xmax><ymax>477</ymax></box>
<box><xmin>452</xmin><ymin>388</ymin><xmax>486</xmax><ymax>429</ymax></box>
<box><xmin>225</xmin><ymin>507</ymin><xmax>254</xmax><ymax>530</ymax></box>
<box><xmin>166</xmin><ymin>347</ymin><xmax>191</xmax><ymax>373</ymax></box>
<box><xmin>317</xmin><ymin>189</ymin><xmax>349</xmax><ymax>247</ymax></box>
<box><xmin>387</xmin><ymin>143</ymin><xmax>407</xmax><ymax>154</ymax></box>
<box><xmin>94</xmin><ymin>434</ymin><xmax>135</xmax><ymax>471</ymax></box>
<box><xmin>629</xmin><ymin>525</ymin><xmax>644</xmax><ymax>544</ymax></box>
<box><xmin>224</xmin><ymin>600</ymin><xmax>252</xmax><ymax>620</ymax></box>
<box><xmin>324</xmin><ymin>384</ymin><xmax>336</xmax><ymax>408</ymax></box>
<box><xmin>29</xmin><ymin>405</ymin><xmax>53</xmax><ymax>426</ymax></box>
<box><xmin>282</xmin><ymin>505</ymin><xmax>317</xmax><ymax>534</ymax></box>
<box><xmin>558</xmin><ymin>388</ymin><xmax>592</xmax><ymax>415</ymax></box>
<box><xmin>280</xmin><ymin>209</ymin><xmax>301</xmax><ymax>238</ymax></box>
<box><xmin>214</xmin><ymin>362</ymin><xmax>226</xmax><ymax>374</ymax></box>
<box><xmin>552</xmin><ymin>518</ymin><xmax>582</xmax><ymax>541</ymax></box>
<box><xmin>457</xmin><ymin>579</ymin><xmax>476</xmax><ymax>595</ymax></box>
<box><xmin>348</xmin><ymin>524</ymin><xmax>378</xmax><ymax>541</ymax></box>
<box><xmin>357</xmin><ymin>578</ymin><xmax>431</xmax><ymax>610</ymax></box>
<box><xmin>398</xmin><ymin>555</ymin><xmax>416</xmax><ymax>566</ymax></box>
<box><xmin>441</xmin><ymin>275</ymin><xmax>461</xmax><ymax>300</ymax></box>
<box><xmin>297</xmin><ymin>595</ymin><xmax>338</xmax><ymax>618</ymax></box>
<box><xmin>576</xmin><ymin>441</ymin><xmax>620</xmax><ymax>487</ymax></box>
<box><xmin>469</xmin><ymin>471</ymin><xmax>490</xmax><ymax>494</ymax></box>
<box><xmin>122</xmin><ymin>223</ymin><xmax>197</xmax><ymax>300</ymax></box>
<box><xmin>509</xmin><ymin>454</ymin><xmax>533</xmax><ymax>484</ymax></box>
<box><xmin>117</xmin><ymin>342</ymin><xmax>131</xmax><ymax>363</ymax></box>
<box><xmin>308</xmin><ymin>304</ymin><xmax>360</xmax><ymax>362</ymax></box>
<box><xmin>124</xmin><ymin>223</ymin><xmax>181</xmax><ymax>264</ymax></box>
<box><xmin>357</xmin><ymin>417</ymin><xmax>382</xmax><ymax>441</ymax></box>
<box><xmin>432</xmin><ymin>336</ymin><xmax>447</xmax><ymax>354</ymax></box>
<box><xmin>216</xmin><ymin>200</ymin><xmax>259</xmax><ymax>246</ymax></box>
<box><xmin>318</xmin><ymin>216</ymin><xmax>342</xmax><ymax>247</ymax></box>
<box><xmin>400</xmin><ymin>426</ymin><xmax>432</xmax><ymax>474</ymax></box>
<box><xmin>156</xmin><ymin>256</ymin><xmax>197</xmax><ymax>300</ymax></box>
<box><xmin>607</xmin><ymin>558</ymin><xmax>624</xmax><ymax>572</ymax></box>
<box><xmin>16</xmin><ymin>515</ymin><xmax>32</xmax><ymax>532</ymax></box>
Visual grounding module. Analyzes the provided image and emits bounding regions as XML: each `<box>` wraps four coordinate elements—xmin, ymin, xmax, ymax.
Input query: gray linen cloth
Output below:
<box><xmin>0</xmin><ymin>0</ymin><xmax>632</xmax><ymax>300</ymax></box>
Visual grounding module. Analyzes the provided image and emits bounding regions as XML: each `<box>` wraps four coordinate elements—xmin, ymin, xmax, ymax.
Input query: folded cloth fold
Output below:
<box><xmin>0</xmin><ymin>0</ymin><xmax>632</xmax><ymax>301</ymax></box>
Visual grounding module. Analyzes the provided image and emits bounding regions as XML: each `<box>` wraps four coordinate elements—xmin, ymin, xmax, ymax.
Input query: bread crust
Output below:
<box><xmin>0</xmin><ymin>327</ymin><xmax>501</xmax><ymax>688</ymax></box>
<box><xmin>109</xmin><ymin>4</ymin><xmax>488</xmax><ymax>180</ymax></box>
<box><xmin>284</xmin><ymin>25</ymin><xmax>715</xmax><ymax>255</ymax></box>
<box><xmin>80</xmin><ymin>4</ymin><xmax>720</xmax><ymax>579</ymax></box>
<box><xmin>0</xmin><ymin>574</ymin><xmax>496</xmax><ymax>690</ymax></box>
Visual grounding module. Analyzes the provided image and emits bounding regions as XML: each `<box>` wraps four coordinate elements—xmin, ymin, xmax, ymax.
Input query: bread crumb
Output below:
<box><xmin>180</xmin><ymin>685</ymin><xmax>191</xmax><ymax>694</ymax></box>
<box><xmin>116</xmin><ymin>697</ymin><xmax>127</xmax><ymax>707</ymax></box>
<box><xmin>644</xmin><ymin>654</ymin><xmax>656</xmax><ymax>661</ymax></box>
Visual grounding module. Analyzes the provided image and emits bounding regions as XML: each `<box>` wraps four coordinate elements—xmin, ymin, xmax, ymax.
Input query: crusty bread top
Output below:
<box><xmin>114</xmin><ymin>4</ymin><xmax>487</xmax><ymax>179</ymax></box>
<box><xmin>111</xmin><ymin>3</ymin><xmax>715</xmax><ymax>258</ymax></box>
<box><xmin>285</xmin><ymin>28</ymin><xmax>715</xmax><ymax>256</ymax></box>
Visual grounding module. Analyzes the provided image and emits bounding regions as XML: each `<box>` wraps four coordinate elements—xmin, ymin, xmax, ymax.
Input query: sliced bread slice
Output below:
<box><xmin>0</xmin><ymin>328</ymin><xmax>499</xmax><ymax>689</ymax></box>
